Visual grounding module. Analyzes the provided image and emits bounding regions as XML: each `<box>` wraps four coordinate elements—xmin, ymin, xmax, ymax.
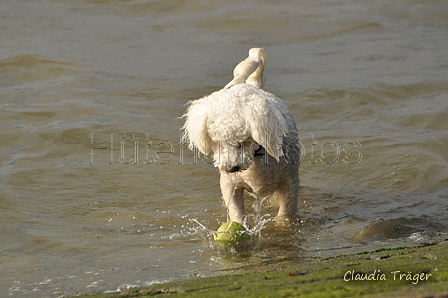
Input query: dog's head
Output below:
<box><xmin>209</xmin><ymin>138</ymin><xmax>265</xmax><ymax>173</ymax></box>
<box><xmin>182</xmin><ymin>84</ymin><xmax>290</xmax><ymax>173</ymax></box>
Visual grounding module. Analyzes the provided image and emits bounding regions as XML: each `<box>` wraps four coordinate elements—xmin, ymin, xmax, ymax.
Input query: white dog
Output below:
<box><xmin>182</xmin><ymin>48</ymin><xmax>300</xmax><ymax>225</ymax></box>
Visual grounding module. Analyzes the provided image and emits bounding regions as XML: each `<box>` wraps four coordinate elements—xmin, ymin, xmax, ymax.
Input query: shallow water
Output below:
<box><xmin>1</xmin><ymin>0</ymin><xmax>448</xmax><ymax>297</ymax></box>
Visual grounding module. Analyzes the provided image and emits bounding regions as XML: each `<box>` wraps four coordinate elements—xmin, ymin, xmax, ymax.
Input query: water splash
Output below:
<box><xmin>189</xmin><ymin>212</ymin><xmax>272</xmax><ymax>251</ymax></box>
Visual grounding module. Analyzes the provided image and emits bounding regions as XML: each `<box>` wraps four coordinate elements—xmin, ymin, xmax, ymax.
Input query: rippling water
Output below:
<box><xmin>1</xmin><ymin>0</ymin><xmax>448</xmax><ymax>297</ymax></box>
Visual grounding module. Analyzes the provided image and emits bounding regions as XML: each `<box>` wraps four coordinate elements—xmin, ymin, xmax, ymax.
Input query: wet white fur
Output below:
<box><xmin>182</xmin><ymin>48</ymin><xmax>300</xmax><ymax>225</ymax></box>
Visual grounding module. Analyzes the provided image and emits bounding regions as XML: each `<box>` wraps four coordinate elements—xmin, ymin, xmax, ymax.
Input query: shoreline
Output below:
<box><xmin>74</xmin><ymin>241</ymin><xmax>448</xmax><ymax>298</ymax></box>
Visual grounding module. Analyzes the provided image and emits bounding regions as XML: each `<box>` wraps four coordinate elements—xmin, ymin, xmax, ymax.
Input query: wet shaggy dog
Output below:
<box><xmin>182</xmin><ymin>48</ymin><xmax>300</xmax><ymax>225</ymax></box>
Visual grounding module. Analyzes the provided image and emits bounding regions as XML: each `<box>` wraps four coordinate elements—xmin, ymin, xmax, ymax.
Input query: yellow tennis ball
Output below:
<box><xmin>213</xmin><ymin>221</ymin><xmax>249</xmax><ymax>247</ymax></box>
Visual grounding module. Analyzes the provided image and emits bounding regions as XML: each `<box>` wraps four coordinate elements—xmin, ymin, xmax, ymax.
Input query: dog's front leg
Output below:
<box><xmin>276</xmin><ymin>170</ymin><xmax>300</xmax><ymax>223</ymax></box>
<box><xmin>220</xmin><ymin>174</ymin><xmax>246</xmax><ymax>224</ymax></box>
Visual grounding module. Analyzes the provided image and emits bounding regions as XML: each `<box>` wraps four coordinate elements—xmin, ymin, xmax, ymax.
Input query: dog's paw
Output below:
<box><xmin>275</xmin><ymin>212</ymin><xmax>301</xmax><ymax>228</ymax></box>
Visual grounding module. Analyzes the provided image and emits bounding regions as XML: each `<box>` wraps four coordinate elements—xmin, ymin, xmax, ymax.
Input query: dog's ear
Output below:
<box><xmin>250</xmin><ymin>104</ymin><xmax>289</xmax><ymax>160</ymax></box>
<box><xmin>182</xmin><ymin>102</ymin><xmax>213</xmax><ymax>155</ymax></box>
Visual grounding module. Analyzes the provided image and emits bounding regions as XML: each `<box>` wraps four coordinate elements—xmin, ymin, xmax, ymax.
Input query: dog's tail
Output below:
<box><xmin>224</xmin><ymin>48</ymin><xmax>266</xmax><ymax>89</ymax></box>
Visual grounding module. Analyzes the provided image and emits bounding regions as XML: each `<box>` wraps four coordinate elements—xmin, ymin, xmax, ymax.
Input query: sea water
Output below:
<box><xmin>1</xmin><ymin>0</ymin><xmax>448</xmax><ymax>296</ymax></box>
